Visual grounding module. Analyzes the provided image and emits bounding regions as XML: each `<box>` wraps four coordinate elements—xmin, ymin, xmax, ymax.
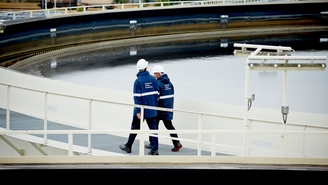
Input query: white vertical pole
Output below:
<box><xmin>283</xmin><ymin>68</ymin><xmax>287</xmax><ymax>107</ymax></box>
<box><xmin>211</xmin><ymin>133</ymin><xmax>216</xmax><ymax>156</ymax></box>
<box><xmin>242</xmin><ymin>58</ymin><xmax>250</xmax><ymax>156</ymax></box>
<box><xmin>301</xmin><ymin>126</ymin><xmax>306</xmax><ymax>157</ymax></box>
<box><xmin>88</xmin><ymin>100</ymin><xmax>92</xmax><ymax>153</ymax></box>
<box><xmin>283</xmin><ymin>67</ymin><xmax>288</xmax><ymax>156</ymax></box>
<box><xmin>68</xmin><ymin>133</ymin><xmax>73</xmax><ymax>156</ymax></box>
<box><xmin>44</xmin><ymin>92</ymin><xmax>48</xmax><ymax>143</ymax></box>
<box><xmin>6</xmin><ymin>86</ymin><xmax>10</xmax><ymax>130</ymax></box>
<box><xmin>139</xmin><ymin>106</ymin><xmax>144</xmax><ymax>156</ymax></box>
<box><xmin>197</xmin><ymin>114</ymin><xmax>202</xmax><ymax>156</ymax></box>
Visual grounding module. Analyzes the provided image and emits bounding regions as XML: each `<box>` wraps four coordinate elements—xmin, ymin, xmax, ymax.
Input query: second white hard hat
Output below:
<box><xmin>136</xmin><ymin>59</ymin><xmax>148</xmax><ymax>70</ymax></box>
<box><xmin>152</xmin><ymin>65</ymin><xmax>165</xmax><ymax>73</ymax></box>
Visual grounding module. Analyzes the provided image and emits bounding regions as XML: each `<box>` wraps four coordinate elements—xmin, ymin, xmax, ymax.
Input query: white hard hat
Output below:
<box><xmin>136</xmin><ymin>59</ymin><xmax>148</xmax><ymax>70</ymax></box>
<box><xmin>152</xmin><ymin>65</ymin><xmax>165</xmax><ymax>73</ymax></box>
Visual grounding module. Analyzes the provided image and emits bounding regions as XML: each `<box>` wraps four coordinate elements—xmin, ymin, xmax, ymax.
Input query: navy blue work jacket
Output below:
<box><xmin>157</xmin><ymin>74</ymin><xmax>174</xmax><ymax>120</ymax></box>
<box><xmin>133</xmin><ymin>70</ymin><xmax>159</xmax><ymax>118</ymax></box>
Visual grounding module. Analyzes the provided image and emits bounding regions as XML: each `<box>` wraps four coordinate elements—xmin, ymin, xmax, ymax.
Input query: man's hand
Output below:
<box><xmin>137</xmin><ymin>113</ymin><xmax>141</xmax><ymax>119</ymax></box>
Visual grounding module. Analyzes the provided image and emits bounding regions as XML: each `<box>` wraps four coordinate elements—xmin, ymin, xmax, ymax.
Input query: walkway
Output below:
<box><xmin>0</xmin><ymin>108</ymin><xmax>227</xmax><ymax>156</ymax></box>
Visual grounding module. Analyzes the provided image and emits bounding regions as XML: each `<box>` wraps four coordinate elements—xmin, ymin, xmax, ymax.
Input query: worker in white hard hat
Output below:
<box><xmin>145</xmin><ymin>65</ymin><xmax>182</xmax><ymax>152</ymax></box>
<box><xmin>120</xmin><ymin>59</ymin><xmax>160</xmax><ymax>155</ymax></box>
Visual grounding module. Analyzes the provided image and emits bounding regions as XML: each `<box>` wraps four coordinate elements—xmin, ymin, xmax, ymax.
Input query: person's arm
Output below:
<box><xmin>133</xmin><ymin>80</ymin><xmax>142</xmax><ymax>116</ymax></box>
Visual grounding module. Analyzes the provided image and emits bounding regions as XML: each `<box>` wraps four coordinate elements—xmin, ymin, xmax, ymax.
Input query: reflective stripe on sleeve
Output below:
<box><xmin>134</xmin><ymin>91</ymin><xmax>159</xmax><ymax>97</ymax></box>
<box><xmin>159</xmin><ymin>94</ymin><xmax>174</xmax><ymax>99</ymax></box>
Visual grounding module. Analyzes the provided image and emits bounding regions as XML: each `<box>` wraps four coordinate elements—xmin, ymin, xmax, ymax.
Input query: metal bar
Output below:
<box><xmin>88</xmin><ymin>99</ymin><xmax>92</xmax><ymax>153</ymax></box>
<box><xmin>1</xmin><ymin>129</ymin><xmax>328</xmax><ymax>136</ymax></box>
<box><xmin>29</xmin><ymin>142</ymin><xmax>48</xmax><ymax>156</ymax></box>
<box><xmin>44</xmin><ymin>92</ymin><xmax>48</xmax><ymax>143</ymax></box>
<box><xmin>234</xmin><ymin>43</ymin><xmax>293</xmax><ymax>51</ymax></box>
<box><xmin>0</xmin><ymin>135</ymin><xmax>24</xmax><ymax>156</ymax></box>
<box><xmin>302</xmin><ymin>126</ymin><xmax>306</xmax><ymax>157</ymax></box>
<box><xmin>6</xmin><ymin>85</ymin><xmax>10</xmax><ymax>130</ymax></box>
<box><xmin>211</xmin><ymin>134</ymin><xmax>216</xmax><ymax>156</ymax></box>
<box><xmin>197</xmin><ymin>114</ymin><xmax>202</xmax><ymax>156</ymax></box>
<box><xmin>282</xmin><ymin>67</ymin><xmax>288</xmax><ymax>155</ymax></box>
<box><xmin>248</xmin><ymin>56</ymin><xmax>326</xmax><ymax>60</ymax></box>
<box><xmin>248</xmin><ymin>63</ymin><xmax>326</xmax><ymax>71</ymax></box>
<box><xmin>283</xmin><ymin>69</ymin><xmax>287</xmax><ymax>107</ymax></box>
<box><xmin>68</xmin><ymin>133</ymin><xmax>73</xmax><ymax>156</ymax></box>
<box><xmin>243</xmin><ymin>58</ymin><xmax>250</xmax><ymax>156</ymax></box>
<box><xmin>139</xmin><ymin>106</ymin><xmax>144</xmax><ymax>156</ymax></box>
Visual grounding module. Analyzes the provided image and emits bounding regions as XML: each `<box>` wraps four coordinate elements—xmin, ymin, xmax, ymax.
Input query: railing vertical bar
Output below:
<box><xmin>43</xmin><ymin>92</ymin><xmax>48</xmax><ymax>143</ymax></box>
<box><xmin>211</xmin><ymin>133</ymin><xmax>216</xmax><ymax>156</ymax></box>
<box><xmin>139</xmin><ymin>106</ymin><xmax>145</xmax><ymax>156</ymax></box>
<box><xmin>6</xmin><ymin>85</ymin><xmax>10</xmax><ymax>130</ymax></box>
<box><xmin>68</xmin><ymin>133</ymin><xmax>73</xmax><ymax>156</ymax></box>
<box><xmin>302</xmin><ymin>126</ymin><xmax>306</xmax><ymax>157</ymax></box>
<box><xmin>88</xmin><ymin>99</ymin><xmax>92</xmax><ymax>153</ymax></box>
<box><xmin>243</xmin><ymin>57</ymin><xmax>251</xmax><ymax>156</ymax></box>
<box><xmin>197</xmin><ymin>114</ymin><xmax>202</xmax><ymax>156</ymax></box>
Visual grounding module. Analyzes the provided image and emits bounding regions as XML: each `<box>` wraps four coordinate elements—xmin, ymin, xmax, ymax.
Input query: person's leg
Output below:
<box><xmin>146</xmin><ymin>118</ymin><xmax>160</xmax><ymax>149</ymax></box>
<box><xmin>163</xmin><ymin>120</ymin><xmax>180</xmax><ymax>147</ymax></box>
<box><xmin>146</xmin><ymin>117</ymin><xmax>158</xmax><ymax>152</ymax></box>
<box><xmin>126</xmin><ymin>117</ymin><xmax>140</xmax><ymax>148</ymax></box>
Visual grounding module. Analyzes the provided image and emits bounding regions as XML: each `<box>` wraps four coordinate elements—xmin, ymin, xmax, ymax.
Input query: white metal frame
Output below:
<box><xmin>233</xmin><ymin>43</ymin><xmax>327</xmax><ymax>156</ymax></box>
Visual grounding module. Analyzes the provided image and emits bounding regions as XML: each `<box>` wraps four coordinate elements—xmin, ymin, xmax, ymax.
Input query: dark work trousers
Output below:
<box><xmin>149</xmin><ymin>119</ymin><xmax>180</xmax><ymax>147</ymax></box>
<box><xmin>126</xmin><ymin>116</ymin><xmax>158</xmax><ymax>151</ymax></box>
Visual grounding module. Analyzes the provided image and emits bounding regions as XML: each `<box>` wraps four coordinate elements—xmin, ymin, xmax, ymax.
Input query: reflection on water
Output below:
<box><xmin>19</xmin><ymin>36</ymin><xmax>328</xmax><ymax>114</ymax></box>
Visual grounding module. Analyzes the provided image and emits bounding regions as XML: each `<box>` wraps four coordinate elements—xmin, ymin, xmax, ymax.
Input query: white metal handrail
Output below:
<box><xmin>1</xmin><ymin>76</ymin><xmax>328</xmax><ymax>157</ymax></box>
<box><xmin>1</xmin><ymin>80</ymin><xmax>327</xmax><ymax>130</ymax></box>
<box><xmin>1</xmin><ymin>129</ymin><xmax>328</xmax><ymax>156</ymax></box>
<box><xmin>0</xmin><ymin>0</ymin><xmax>325</xmax><ymax>21</ymax></box>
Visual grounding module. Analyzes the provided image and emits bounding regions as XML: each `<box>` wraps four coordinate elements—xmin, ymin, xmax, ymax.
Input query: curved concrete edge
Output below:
<box><xmin>8</xmin><ymin>25</ymin><xmax>328</xmax><ymax>70</ymax></box>
<box><xmin>1</xmin><ymin>156</ymin><xmax>328</xmax><ymax>169</ymax></box>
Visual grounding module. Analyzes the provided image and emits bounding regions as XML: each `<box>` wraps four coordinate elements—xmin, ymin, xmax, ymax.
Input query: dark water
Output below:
<box><xmin>20</xmin><ymin>34</ymin><xmax>328</xmax><ymax>114</ymax></box>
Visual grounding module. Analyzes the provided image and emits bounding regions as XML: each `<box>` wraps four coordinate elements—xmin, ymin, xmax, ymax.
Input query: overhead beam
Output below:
<box><xmin>248</xmin><ymin>63</ymin><xmax>326</xmax><ymax>71</ymax></box>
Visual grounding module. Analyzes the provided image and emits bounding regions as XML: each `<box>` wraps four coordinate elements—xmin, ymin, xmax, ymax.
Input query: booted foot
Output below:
<box><xmin>145</xmin><ymin>143</ymin><xmax>151</xmax><ymax>149</ymax></box>
<box><xmin>148</xmin><ymin>149</ymin><xmax>159</xmax><ymax>155</ymax></box>
<box><xmin>171</xmin><ymin>143</ymin><xmax>182</xmax><ymax>152</ymax></box>
<box><xmin>119</xmin><ymin>144</ymin><xmax>131</xmax><ymax>153</ymax></box>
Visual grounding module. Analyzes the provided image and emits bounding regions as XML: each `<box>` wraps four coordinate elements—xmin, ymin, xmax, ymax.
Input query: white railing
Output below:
<box><xmin>1</xmin><ymin>129</ymin><xmax>328</xmax><ymax>157</ymax></box>
<box><xmin>0</xmin><ymin>0</ymin><xmax>324</xmax><ymax>21</ymax></box>
<box><xmin>0</xmin><ymin>65</ymin><xmax>328</xmax><ymax>158</ymax></box>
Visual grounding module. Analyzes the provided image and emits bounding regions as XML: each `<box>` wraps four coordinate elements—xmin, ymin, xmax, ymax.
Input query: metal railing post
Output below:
<box><xmin>197</xmin><ymin>114</ymin><xmax>202</xmax><ymax>156</ymax></box>
<box><xmin>6</xmin><ymin>86</ymin><xmax>10</xmax><ymax>130</ymax></box>
<box><xmin>139</xmin><ymin>106</ymin><xmax>145</xmax><ymax>156</ymax></box>
<box><xmin>88</xmin><ymin>99</ymin><xmax>92</xmax><ymax>153</ymax></box>
<box><xmin>242</xmin><ymin>58</ymin><xmax>250</xmax><ymax>156</ymax></box>
<box><xmin>211</xmin><ymin>133</ymin><xmax>216</xmax><ymax>156</ymax></box>
<box><xmin>68</xmin><ymin>133</ymin><xmax>73</xmax><ymax>156</ymax></box>
<box><xmin>44</xmin><ymin>92</ymin><xmax>48</xmax><ymax>143</ymax></box>
<box><xmin>282</xmin><ymin>63</ymin><xmax>288</xmax><ymax>156</ymax></box>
